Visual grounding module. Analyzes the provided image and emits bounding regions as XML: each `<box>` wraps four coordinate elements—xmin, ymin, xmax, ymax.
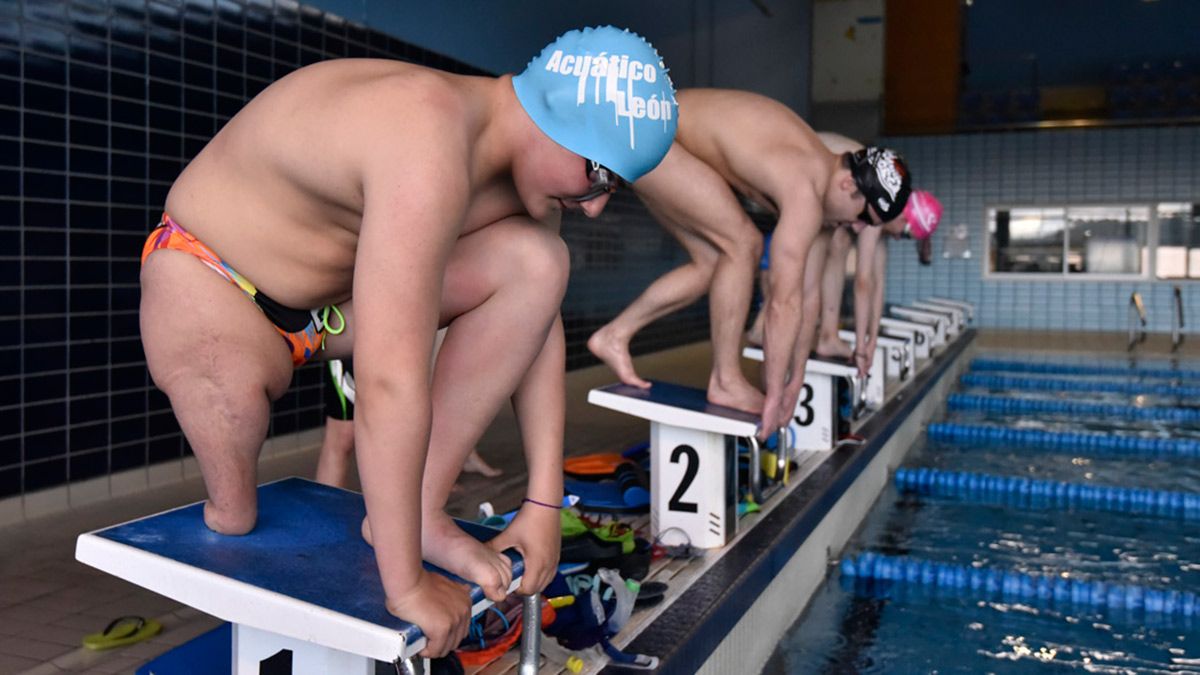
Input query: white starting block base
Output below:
<box><xmin>833</xmin><ymin>331</ymin><xmax>885</xmax><ymax>409</ymax></box>
<box><xmin>926</xmin><ymin>296</ymin><xmax>975</xmax><ymax>321</ymax></box>
<box><xmin>911</xmin><ymin>300</ymin><xmax>965</xmax><ymax>333</ymax></box>
<box><xmin>840</xmin><ymin>329</ymin><xmax>912</xmax><ymax>383</ymax></box>
<box><xmin>742</xmin><ymin>348</ymin><xmax>860</xmax><ymax>451</ymax></box>
<box><xmin>880</xmin><ymin>317</ymin><xmax>935</xmax><ymax>360</ymax></box>
<box><xmin>588</xmin><ymin>381</ymin><xmax>761</xmax><ymax>549</ymax></box>
<box><xmin>890</xmin><ymin>306</ymin><xmax>949</xmax><ymax>346</ymax></box>
<box><xmin>75</xmin><ymin>478</ymin><xmax>526</xmax><ymax>672</ymax></box>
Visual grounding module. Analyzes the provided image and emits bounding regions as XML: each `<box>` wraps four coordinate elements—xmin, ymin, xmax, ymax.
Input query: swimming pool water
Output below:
<box><xmin>764</xmin><ymin>356</ymin><xmax>1200</xmax><ymax>674</ymax></box>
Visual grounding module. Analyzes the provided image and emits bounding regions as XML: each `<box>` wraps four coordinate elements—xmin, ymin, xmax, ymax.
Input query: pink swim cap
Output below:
<box><xmin>903</xmin><ymin>190</ymin><xmax>942</xmax><ymax>240</ymax></box>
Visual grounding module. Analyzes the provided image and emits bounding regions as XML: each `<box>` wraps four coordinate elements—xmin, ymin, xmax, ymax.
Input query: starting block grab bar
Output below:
<box><xmin>76</xmin><ymin>478</ymin><xmax>536</xmax><ymax>674</ymax></box>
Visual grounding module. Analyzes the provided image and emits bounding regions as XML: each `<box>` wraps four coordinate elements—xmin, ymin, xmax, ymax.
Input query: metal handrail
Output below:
<box><xmin>1173</xmin><ymin>285</ymin><xmax>1185</xmax><ymax>352</ymax></box>
<box><xmin>1128</xmin><ymin>292</ymin><xmax>1147</xmax><ymax>351</ymax></box>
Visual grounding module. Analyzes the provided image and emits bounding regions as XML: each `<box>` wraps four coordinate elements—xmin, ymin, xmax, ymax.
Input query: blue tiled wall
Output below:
<box><xmin>882</xmin><ymin>126</ymin><xmax>1200</xmax><ymax>333</ymax></box>
<box><xmin>0</xmin><ymin>0</ymin><xmax>703</xmax><ymax>498</ymax></box>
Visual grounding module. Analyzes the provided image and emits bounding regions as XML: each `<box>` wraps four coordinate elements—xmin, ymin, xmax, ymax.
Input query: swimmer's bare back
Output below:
<box><xmin>163</xmin><ymin>59</ymin><xmax>532</xmax><ymax>312</ymax></box>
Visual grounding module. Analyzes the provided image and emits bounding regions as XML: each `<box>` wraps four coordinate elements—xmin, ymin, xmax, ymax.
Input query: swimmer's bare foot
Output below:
<box><xmin>422</xmin><ymin>512</ymin><xmax>513</xmax><ymax>602</ymax></box>
<box><xmin>707</xmin><ymin>372</ymin><xmax>766</xmax><ymax>414</ymax></box>
<box><xmin>588</xmin><ymin>325</ymin><xmax>651</xmax><ymax>388</ymax></box>
<box><xmin>462</xmin><ymin>450</ymin><xmax>502</xmax><ymax>477</ymax></box>
<box><xmin>816</xmin><ymin>336</ymin><xmax>854</xmax><ymax>361</ymax></box>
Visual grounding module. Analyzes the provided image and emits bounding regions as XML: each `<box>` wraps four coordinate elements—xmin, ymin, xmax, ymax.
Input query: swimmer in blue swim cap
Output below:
<box><xmin>140</xmin><ymin>27</ymin><xmax>676</xmax><ymax>660</ymax></box>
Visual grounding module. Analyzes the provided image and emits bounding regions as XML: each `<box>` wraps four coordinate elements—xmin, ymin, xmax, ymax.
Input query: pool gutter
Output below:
<box><xmin>609</xmin><ymin>331</ymin><xmax>977</xmax><ymax>674</ymax></box>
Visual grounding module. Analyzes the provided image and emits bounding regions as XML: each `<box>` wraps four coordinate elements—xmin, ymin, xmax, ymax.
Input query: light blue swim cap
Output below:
<box><xmin>513</xmin><ymin>26</ymin><xmax>678</xmax><ymax>183</ymax></box>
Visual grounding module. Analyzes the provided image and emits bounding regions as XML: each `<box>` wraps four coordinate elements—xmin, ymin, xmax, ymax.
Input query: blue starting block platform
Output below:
<box><xmin>589</xmin><ymin>381</ymin><xmax>765</xmax><ymax>549</ymax></box>
<box><xmin>75</xmin><ymin>477</ymin><xmax>533</xmax><ymax>674</ymax></box>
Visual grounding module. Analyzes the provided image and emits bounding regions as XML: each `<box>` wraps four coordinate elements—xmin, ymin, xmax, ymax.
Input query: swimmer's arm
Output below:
<box><xmin>853</xmin><ymin>226</ymin><xmax>881</xmax><ymax>369</ymax></box>
<box><xmin>761</xmin><ymin>183</ymin><xmax>820</xmax><ymax>428</ymax></box>
<box><xmin>495</xmin><ymin>314</ymin><xmax>565</xmax><ymax>594</ymax></box>
<box><xmin>354</xmin><ymin>154</ymin><xmax>466</xmax><ymax>603</ymax></box>
<box><xmin>870</xmin><ymin>242</ymin><xmax>888</xmax><ymax>351</ymax></box>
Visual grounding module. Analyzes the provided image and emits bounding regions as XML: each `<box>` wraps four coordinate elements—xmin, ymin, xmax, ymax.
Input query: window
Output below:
<box><xmin>1156</xmin><ymin>202</ymin><xmax>1200</xmax><ymax>280</ymax></box>
<box><xmin>987</xmin><ymin>202</ymin><xmax>1196</xmax><ymax>279</ymax></box>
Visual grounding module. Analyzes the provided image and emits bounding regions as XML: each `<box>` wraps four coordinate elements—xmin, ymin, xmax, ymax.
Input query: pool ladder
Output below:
<box><xmin>1172</xmin><ymin>285</ymin><xmax>1185</xmax><ymax>352</ymax></box>
<box><xmin>1128</xmin><ymin>291</ymin><xmax>1147</xmax><ymax>351</ymax></box>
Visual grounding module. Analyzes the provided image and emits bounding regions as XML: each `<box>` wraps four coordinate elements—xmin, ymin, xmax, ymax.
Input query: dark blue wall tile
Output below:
<box><xmin>69</xmin><ymin>449</ymin><xmax>108</xmax><ymax>481</ymax></box>
<box><xmin>0</xmin><ymin>466</ymin><xmax>20</xmax><ymax>498</ymax></box>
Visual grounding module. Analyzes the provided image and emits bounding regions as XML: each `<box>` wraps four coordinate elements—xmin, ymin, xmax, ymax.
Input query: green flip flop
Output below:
<box><xmin>82</xmin><ymin>615</ymin><xmax>162</xmax><ymax>650</ymax></box>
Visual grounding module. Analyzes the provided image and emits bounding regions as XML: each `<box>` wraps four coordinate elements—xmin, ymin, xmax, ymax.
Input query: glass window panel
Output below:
<box><xmin>1066</xmin><ymin>205</ymin><xmax>1147</xmax><ymax>275</ymax></box>
<box><xmin>989</xmin><ymin>207</ymin><xmax>1065</xmax><ymax>273</ymax></box>
<box><xmin>1156</xmin><ymin>202</ymin><xmax>1200</xmax><ymax>279</ymax></box>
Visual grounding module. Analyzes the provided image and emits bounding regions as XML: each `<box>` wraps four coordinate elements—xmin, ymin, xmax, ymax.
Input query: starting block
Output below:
<box><xmin>907</xmin><ymin>301</ymin><xmax>963</xmax><ymax>338</ymax></box>
<box><xmin>587</xmin><ymin>381</ymin><xmax>764</xmax><ymax>549</ymax></box>
<box><xmin>889</xmin><ymin>306</ymin><xmax>949</xmax><ymax>345</ymax></box>
<box><xmin>834</xmin><ymin>331</ymin><xmax>886</xmax><ymax>409</ymax></box>
<box><xmin>912</xmin><ymin>300</ymin><xmax>966</xmax><ymax>334</ymax></box>
<box><xmin>880</xmin><ymin>317</ymin><xmax>934</xmax><ymax>361</ymax></box>
<box><xmin>840</xmin><ymin>329</ymin><xmax>913</xmax><ymax>383</ymax></box>
<box><xmin>925</xmin><ymin>296</ymin><xmax>975</xmax><ymax>321</ymax></box>
<box><xmin>742</xmin><ymin>348</ymin><xmax>861</xmax><ymax>451</ymax></box>
<box><xmin>76</xmin><ymin>478</ymin><xmax>536</xmax><ymax>674</ymax></box>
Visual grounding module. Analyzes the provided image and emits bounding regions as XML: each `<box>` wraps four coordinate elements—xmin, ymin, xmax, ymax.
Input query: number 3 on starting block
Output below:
<box><xmin>743</xmin><ymin>348</ymin><xmax>843</xmax><ymax>452</ymax></box>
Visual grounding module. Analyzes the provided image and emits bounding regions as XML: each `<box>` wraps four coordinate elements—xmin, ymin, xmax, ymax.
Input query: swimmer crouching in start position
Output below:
<box><xmin>139</xmin><ymin>27</ymin><xmax>677</xmax><ymax>656</ymax></box>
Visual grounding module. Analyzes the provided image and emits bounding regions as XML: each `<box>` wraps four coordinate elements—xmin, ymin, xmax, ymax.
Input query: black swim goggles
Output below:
<box><xmin>857</xmin><ymin>202</ymin><xmax>883</xmax><ymax>227</ymax></box>
<box><xmin>568</xmin><ymin>159</ymin><xmax>620</xmax><ymax>203</ymax></box>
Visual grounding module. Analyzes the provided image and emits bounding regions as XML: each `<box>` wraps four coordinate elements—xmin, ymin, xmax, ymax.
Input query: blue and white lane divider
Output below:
<box><xmin>961</xmin><ymin>373</ymin><xmax>1200</xmax><ymax>398</ymax></box>
<box><xmin>971</xmin><ymin>358</ymin><xmax>1200</xmax><ymax>381</ymax></box>
<box><xmin>927</xmin><ymin>422</ymin><xmax>1200</xmax><ymax>458</ymax></box>
<box><xmin>947</xmin><ymin>393</ymin><xmax>1200</xmax><ymax>423</ymax></box>
<box><xmin>840</xmin><ymin>552</ymin><xmax>1198</xmax><ymax>620</ymax></box>
<box><xmin>894</xmin><ymin>467</ymin><xmax>1200</xmax><ymax>520</ymax></box>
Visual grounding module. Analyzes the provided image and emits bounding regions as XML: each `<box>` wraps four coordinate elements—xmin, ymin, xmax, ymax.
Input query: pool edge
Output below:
<box><xmin>610</xmin><ymin>330</ymin><xmax>977</xmax><ymax>675</ymax></box>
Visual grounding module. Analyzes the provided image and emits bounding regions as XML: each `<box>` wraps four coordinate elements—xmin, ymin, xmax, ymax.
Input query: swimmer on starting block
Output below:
<box><xmin>747</xmin><ymin>133</ymin><xmax>926</xmax><ymax>379</ymax></box>
<box><xmin>139</xmin><ymin>26</ymin><xmax>676</xmax><ymax>656</ymax></box>
<box><xmin>813</xmin><ymin>133</ymin><xmax>941</xmax><ymax>376</ymax></box>
<box><xmin>589</xmin><ymin>89</ymin><xmax>910</xmax><ymax>437</ymax></box>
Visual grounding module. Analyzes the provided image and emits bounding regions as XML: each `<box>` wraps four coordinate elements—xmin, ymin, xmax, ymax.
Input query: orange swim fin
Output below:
<box><xmin>563</xmin><ymin>453</ymin><xmax>630</xmax><ymax>478</ymax></box>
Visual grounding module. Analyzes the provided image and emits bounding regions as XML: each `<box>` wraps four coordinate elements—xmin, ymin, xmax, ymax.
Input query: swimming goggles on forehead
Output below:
<box><xmin>569</xmin><ymin>159</ymin><xmax>621</xmax><ymax>203</ymax></box>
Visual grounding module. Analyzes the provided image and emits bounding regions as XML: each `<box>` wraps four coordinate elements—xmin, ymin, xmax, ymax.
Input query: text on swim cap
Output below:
<box><xmin>542</xmin><ymin>49</ymin><xmax>675</xmax><ymax>150</ymax></box>
<box><xmin>868</xmin><ymin>148</ymin><xmax>904</xmax><ymax>202</ymax></box>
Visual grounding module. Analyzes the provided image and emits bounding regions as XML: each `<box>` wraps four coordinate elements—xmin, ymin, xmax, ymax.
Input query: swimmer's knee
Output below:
<box><xmin>513</xmin><ymin>228</ymin><xmax>570</xmax><ymax>292</ymax></box>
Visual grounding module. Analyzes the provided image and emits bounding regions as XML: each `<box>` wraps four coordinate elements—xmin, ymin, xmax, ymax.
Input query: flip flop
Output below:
<box><xmin>634</xmin><ymin>580</ymin><xmax>668</xmax><ymax>607</ymax></box>
<box><xmin>82</xmin><ymin>615</ymin><xmax>162</xmax><ymax>650</ymax></box>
